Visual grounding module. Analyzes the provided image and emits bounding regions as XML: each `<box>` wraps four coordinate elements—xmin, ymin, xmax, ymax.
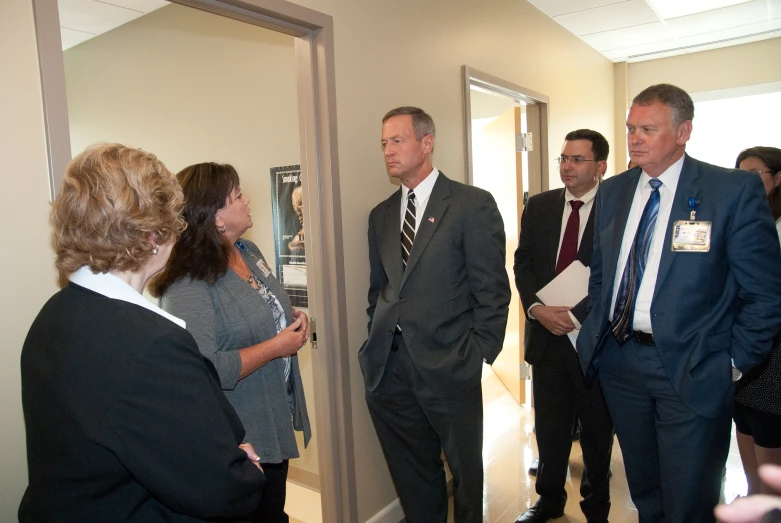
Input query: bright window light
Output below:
<box><xmin>686</xmin><ymin>90</ymin><xmax>781</xmax><ymax>171</ymax></box>
<box><xmin>647</xmin><ymin>0</ymin><xmax>753</xmax><ymax>19</ymax></box>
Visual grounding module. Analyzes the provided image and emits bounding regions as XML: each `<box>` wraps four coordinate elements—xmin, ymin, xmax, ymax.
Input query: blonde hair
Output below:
<box><xmin>52</xmin><ymin>143</ymin><xmax>185</xmax><ymax>275</ymax></box>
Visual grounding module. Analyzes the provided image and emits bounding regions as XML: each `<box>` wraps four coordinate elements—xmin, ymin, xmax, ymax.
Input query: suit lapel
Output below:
<box><xmin>379</xmin><ymin>190</ymin><xmax>404</xmax><ymax>286</ymax></box>
<box><xmin>654</xmin><ymin>154</ymin><xmax>701</xmax><ymax>298</ymax></box>
<box><xmin>576</xmin><ymin>201</ymin><xmax>596</xmax><ymax>266</ymax></box>
<box><xmin>602</xmin><ymin>170</ymin><xmax>642</xmax><ymax>300</ymax></box>
<box><xmin>542</xmin><ymin>190</ymin><xmax>566</xmax><ymax>276</ymax></box>
<box><xmin>400</xmin><ymin>173</ymin><xmax>451</xmax><ymax>288</ymax></box>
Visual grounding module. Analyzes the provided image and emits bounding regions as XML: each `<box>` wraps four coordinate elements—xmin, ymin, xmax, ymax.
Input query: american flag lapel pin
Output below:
<box><xmin>428</xmin><ymin>217</ymin><xmax>435</xmax><ymax>223</ymax></box>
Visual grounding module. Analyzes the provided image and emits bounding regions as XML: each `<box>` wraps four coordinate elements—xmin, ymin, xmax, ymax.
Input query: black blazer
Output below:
<box><xmin>513</xmin><ymin>188</ymin><xmax>595</xmax><ymax>365</ymax></box>
<box><xmin>359</xmin><ymin>173</ymin><xmax>511</xmax><ymax>397</ymax></box>
<box><xmin>19</xmin><ymin>283</ymin><xmax>264</xmax><ymax>523</ymax></box>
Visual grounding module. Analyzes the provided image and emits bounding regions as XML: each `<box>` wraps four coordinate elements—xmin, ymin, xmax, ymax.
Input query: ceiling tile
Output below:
<box><xmin>553</xmin><ymin>0</ymin><xmax>659</xmax><ymax>35</ymax></box>
<box><xmin>665</xmin><ymin>0</ymin><xmax>768</xmax><ymax>36</ymax></box>
<box><xmin>97</xmin><ymin>0</ymin><xmax>169</xmax><ymax>14</ymax></box>
<box><xmin>60</xmin><ymin>26</ymin><xmax>95</xmax><ymax>50</ymax></box>
<box><xmin>59</xmin><ymin>0</ymin><xmax>143</xmax><ymax>34</ymax></box>
<box><xmin>526</xmin><ymin>0</ymin><xmax>630</xmax><ymax>18</ymax></box>
<box><xmin>605</xmin><ymin>38</ymin><xmax>683</xmax><ymax>61</ymax></box>
<box><xmin>672</xmin><ymin>20</ymin><xmax>781</xmax><ymax>47</ymax></box>
<box><xmin>580</xmin><ymin>21</ymin><xmax>672</xmax><ymax>51</ymax></box>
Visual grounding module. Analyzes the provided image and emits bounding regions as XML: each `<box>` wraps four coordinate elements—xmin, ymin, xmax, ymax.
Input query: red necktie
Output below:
<box><xmin>555</xmin><ymin>200</ymin><xmax>584</xmax><ymax>275</ymax></box>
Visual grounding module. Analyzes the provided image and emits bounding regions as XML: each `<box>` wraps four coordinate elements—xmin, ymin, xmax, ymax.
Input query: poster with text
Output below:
<box><xmin>270</xmin><ymin>165</ymin><xmax>307</xmax><ymax>307</ymax></box>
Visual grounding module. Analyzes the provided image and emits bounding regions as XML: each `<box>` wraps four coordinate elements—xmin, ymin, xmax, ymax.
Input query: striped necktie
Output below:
<box><xmin>611</xmin><ymin>178</ymin><xmax>663</xmax><ymax>345</ymax></box>
<box><xmin>401</xmin><ymin>190</ymin><xmax>416</xmax><ymax>268</ymax></box>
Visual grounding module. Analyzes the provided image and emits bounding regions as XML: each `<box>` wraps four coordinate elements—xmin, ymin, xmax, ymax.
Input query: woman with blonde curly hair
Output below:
<box><xmin>19</xmin><ymin>143</ymin><xmax>265</xmax><ymax>523</ymax></box>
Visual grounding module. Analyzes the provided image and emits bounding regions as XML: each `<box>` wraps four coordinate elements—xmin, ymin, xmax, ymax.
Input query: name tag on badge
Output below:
<box><xmin>672</xmin><ymin>220</ymin><xmax>711</xmax><ymax>252</ymax></box>
<box><xmin>256</xmin><ymin>259</ymin><xmax>273</xmax><ymax>277</ymax></box>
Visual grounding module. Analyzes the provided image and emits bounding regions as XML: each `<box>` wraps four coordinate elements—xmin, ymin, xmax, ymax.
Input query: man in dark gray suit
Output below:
<box><xmin>513</xmin><ymin>130</ymin><xmax>613</xmax><ymax>523</ymax></box>
<box><xmin>359</xmin><ymin>106</ymin><xmax>511</xmax><ymax>523</ymax></box>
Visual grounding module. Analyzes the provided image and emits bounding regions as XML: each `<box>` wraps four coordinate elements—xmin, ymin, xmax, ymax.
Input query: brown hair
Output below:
<box><xmin>736</xmin><ymin>146</ymin><xmax>781</xmax><ymax>220</ymax></box>
<box><xmin>52</xmin><ymin>143</ymin><xmax>184</xmax><ymax>275</ymax></box>
<box><xmin>149</xmin><ymin>162</ymin><xmax>239</xmax><ymax>296</ymax></box>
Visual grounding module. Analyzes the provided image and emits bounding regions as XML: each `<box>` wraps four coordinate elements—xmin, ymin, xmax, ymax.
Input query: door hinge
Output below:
<box><xmin>516</xmin><ymin>132</ymin><xmax>533</xmax><ymax>152</ymax></box>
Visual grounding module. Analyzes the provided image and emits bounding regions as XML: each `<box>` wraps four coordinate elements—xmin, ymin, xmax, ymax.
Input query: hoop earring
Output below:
<box><xmin>152</xmin><ymin>243</ymin><xmax>159</xmax><ymax>255</ymax></box>
<box><xmin>218</xmin><ymin>225</ymin><xmax>226</xmax><ymax>233</ymax></box>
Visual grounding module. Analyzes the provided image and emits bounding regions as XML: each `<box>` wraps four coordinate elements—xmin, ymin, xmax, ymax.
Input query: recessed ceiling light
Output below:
<box><xmin>647</xmin><ymin>0</ymin><xmax>753</xmax><ymax>19</ymax></box>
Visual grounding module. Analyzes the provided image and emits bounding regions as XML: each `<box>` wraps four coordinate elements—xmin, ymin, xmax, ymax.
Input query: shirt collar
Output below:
<box><xmin>641</xmin><ymin>153</ymin><xmax>684</xmax><ymax>190</ymax></box>
<box><xmin>69</xmin><ymin>266</ymin><xmax>186</xmax><ymax>329</ymax></box>
<box><xmin>402</xmin><ymin>167</ymin><xmax>439</xmax><ymax>203</ymax></box>
<box><xmin>565</xmin><ymin>181</ymin><xmax>599</xmax><ymax>205</ymax></box>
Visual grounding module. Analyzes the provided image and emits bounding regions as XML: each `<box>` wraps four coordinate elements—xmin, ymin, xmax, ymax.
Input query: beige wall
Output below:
<box><xmin>64</xmin><ymin>3</ymin><xmax>320</xmax><ymax>477</ymax></box>
<box><xmin>628</xmin><ymin>37</ymin><xmax>781</xmax><ymax>99</ymax></box>
<box><xmin>0</xmin><ymin>0</ymin><xmax>60</xmax><ymax>520</ymax></box>
<box><xmin>5</xmin><ymin>0</ymin><xmax>616</xmax><ymax>520</ymax></box>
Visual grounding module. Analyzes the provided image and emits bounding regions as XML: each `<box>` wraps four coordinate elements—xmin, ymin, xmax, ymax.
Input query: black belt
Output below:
<box><xmin>632</xmin><ymin>331</ymin><xmax>655</xmax><ymax>345</ymax></box>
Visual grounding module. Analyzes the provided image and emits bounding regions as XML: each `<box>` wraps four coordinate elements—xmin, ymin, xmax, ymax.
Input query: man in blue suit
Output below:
<box><xmin>577</xmin><ymin>83</ymin><xmax>781</xmax><ymax>523</ymax></box>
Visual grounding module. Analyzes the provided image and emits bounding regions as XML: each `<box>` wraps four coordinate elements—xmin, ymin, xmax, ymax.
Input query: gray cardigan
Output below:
<box><xmin>160</xmin><ymin>239</ymin><xmax>310</xmax><ymax>463</ymax></box>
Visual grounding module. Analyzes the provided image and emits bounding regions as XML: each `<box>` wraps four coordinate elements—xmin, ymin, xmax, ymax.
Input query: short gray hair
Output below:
<box><xmin>382</xmin><ymin>106</ymin><xmax>436</xmax><ymax>141</ymax></box>
<box><xmin>633</xmin><ymin>84</ymin><xmax>694</xmax><ymax>127</ymax></box>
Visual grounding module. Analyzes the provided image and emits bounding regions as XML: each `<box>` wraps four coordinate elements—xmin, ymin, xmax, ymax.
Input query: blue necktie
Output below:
<box><xmin>611</xmin><ymin>178</ymin><xmax>663</xmax><ymax>346</ymax></box>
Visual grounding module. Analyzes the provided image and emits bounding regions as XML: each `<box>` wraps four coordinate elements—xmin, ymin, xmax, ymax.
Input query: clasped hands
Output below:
<box><xmin>532</xmin><ymin>305</ymin><xmax>575</xmax><ymax>337</ymax></box>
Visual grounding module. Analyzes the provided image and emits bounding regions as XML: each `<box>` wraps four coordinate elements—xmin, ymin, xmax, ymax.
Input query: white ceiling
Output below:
<box><xmin>58</xmin><ymin>0</ymin><xmax>168</xmax><ymax>50</ymax></box>
<box><xmin>59</xmin><ymin>0</ymin><xmax>781</xmax><ymax>62</ymax></box>
<box><xmin>527</xmin><ymin>0</ymin><xmax>781</xmax><ymax>62</ymax></box>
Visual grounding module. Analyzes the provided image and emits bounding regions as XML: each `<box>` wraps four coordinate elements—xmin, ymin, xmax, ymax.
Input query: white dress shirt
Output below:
<box><xmin>400</xmin><ymin>168</ymin><xmax>439</xmax><ymax>233</ymax></box>
<box><xmin>70</xmin><ymin>265</ymin><xmax>187</xmax><ymax>329</ymax></box>
<box><xmin>610</xmin><ymin>154</ymin><xmax>684</xmax><ymax>333</ymax></box>
<box><xmin>529</xmin><ymin>182</ymin><xmax>599</xmax><ymax>325</ymax></box>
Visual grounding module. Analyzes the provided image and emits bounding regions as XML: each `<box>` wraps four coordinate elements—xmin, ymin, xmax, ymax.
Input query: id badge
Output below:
<box><xmin>672</xmin><ymin>220</ymin><xmax>711</xmax><ymax>252</ymax></box>
<box><xmin>256</xmin><ymin>258</ymin><xmax>273</xmax><ymax>277</ymax></box>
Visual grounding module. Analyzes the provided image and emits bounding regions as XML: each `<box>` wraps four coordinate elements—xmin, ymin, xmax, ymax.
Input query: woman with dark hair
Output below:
<box><xmin>151</xmin><ymin>162</ymin><xmax>310</xmax><ymax>523</ymax></box>
<box><xmin>733</xmin><ymin>146</ymin><xmax>781</xmax><ymax>495</ymax></box>
<box><xmin>20</xmin><ymin>144</ymin><xmax>265</xmax><ymax>523</ymax></box>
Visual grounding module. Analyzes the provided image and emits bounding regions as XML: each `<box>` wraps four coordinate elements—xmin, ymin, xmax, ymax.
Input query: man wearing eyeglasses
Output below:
<box><xmin>513</xmin><ymin>129</ymin><xmax>614</xmax><ymax>523</ymax></box>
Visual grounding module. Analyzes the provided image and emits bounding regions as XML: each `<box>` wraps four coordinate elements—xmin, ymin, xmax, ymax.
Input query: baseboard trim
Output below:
<box><xmin>287</xmin><ymin>465</ymin><xmax>320</xmax><ymax>491</ymax></box>
<box><xmin>365</xmin><ymin>498</ymin><xmax>404</xmax><ymax>523</ymax></box>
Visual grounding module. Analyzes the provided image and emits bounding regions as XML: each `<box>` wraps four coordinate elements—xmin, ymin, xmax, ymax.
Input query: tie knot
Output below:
<box><xmin>407</xmin><ymin>190</ymin><xmax>416</xmax><ymax>203</ymax></box>
<box><xmin>648</xmin><ymin>178</ymin><xmax>662</xmax><ymax>191</ymax></box>
<box><xmin>570</xmin><ymin>200</ymin><xmax>584</xmax><ymax>211</ymax></box>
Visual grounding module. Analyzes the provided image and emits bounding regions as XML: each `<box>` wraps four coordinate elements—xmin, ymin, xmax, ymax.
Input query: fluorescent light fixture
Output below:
<box><xmin>647</xmin><ymin>0</ymin><xmax>753</xmax><ymax>19</ymax></box>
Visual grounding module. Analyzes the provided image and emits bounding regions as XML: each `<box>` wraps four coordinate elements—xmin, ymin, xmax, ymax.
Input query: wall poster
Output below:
<box><xmin>269</xmin><ymin>165</ymin><xmax>307</xmax><ymax>307</ymax></box>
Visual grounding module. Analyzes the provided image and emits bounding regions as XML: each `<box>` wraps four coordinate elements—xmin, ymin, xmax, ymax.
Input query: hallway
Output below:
<box><xmin>286</xmin><ymin>365</ymin><xmax>748</xmax><ymax>522</ymax></box>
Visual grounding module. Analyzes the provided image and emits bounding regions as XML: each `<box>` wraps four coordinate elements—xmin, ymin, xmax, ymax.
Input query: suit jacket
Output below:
<box><xmin>161</xmin><ymin>239</ymin><xmax>311</xmax><ymax>462</ymax></box>
<box><xmin>514</xmin><ymin>188</ymin><xmax>595</xmax><ymax>365</ymax></box>
<box><xmin>577</xmin><ymin>155</ymin><xmax>781</xmax><ymax>418</ymax></box>
<box><xmin>20</xmin><ymin>284</ymin><xmax>264</xmax><ymax>523</ymax></box>
<box><xmin>359</xmin><ymin>173</ymin><xmax>511</xmax><ymax>397</ymax></box>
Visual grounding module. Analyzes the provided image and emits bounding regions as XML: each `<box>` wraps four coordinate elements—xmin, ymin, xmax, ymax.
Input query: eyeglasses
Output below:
<box><xmin>555</xmin><ymin>156</ymin><xmax>598</xmax><ymax>166</ymax></box>
<box><xmin>747</xmin><ymin>169</ymin><xmax>775</xmax><ymax>176</ymax></box>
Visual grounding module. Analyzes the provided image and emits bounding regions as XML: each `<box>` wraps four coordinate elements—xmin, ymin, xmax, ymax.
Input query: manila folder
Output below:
<box><xmin>536</xmin><ymin>260</ymin><xmax>590</xmax><ymax>307</ymax></box>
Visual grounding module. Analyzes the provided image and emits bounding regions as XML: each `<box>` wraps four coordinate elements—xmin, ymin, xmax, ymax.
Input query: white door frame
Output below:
<box><xmin>30</xmin><ymin>0</ymin><xmax>356</xmax><ymax>521</ymax></box>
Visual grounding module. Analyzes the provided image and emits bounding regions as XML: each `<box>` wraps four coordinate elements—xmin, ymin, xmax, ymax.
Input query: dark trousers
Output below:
<box><xmin>365</xmin><ymin>333</ymin><xmax>484</xmax><ymax>523</ymax></box>
<box><xmin>532</xmin><ymin>342</ymin><xmax>613</xmax><ymax>520</ymax></box>
<box><xmin>251</xmin><ymin>460</ymin><xmax>289</xmax><ymax>523</ymax></box>
<box><xmin>599</xmin><ymin>336</ymin><xmax>731</xmax><ymax>523</ymax></box>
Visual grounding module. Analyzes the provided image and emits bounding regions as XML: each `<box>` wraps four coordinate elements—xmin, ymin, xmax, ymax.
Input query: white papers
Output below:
<box><xmin>536</xmin><ymin>261</ymin><xmax>590</xmax><ymax>307</ymax></box>
<box><xmin>536</xmin><ymin>261</ymin><xmax>590</xmax><ymax>351</ymax></box>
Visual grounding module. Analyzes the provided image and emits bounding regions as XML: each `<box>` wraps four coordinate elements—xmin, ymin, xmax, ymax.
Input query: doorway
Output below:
<box><xmin>461</xmin><ymin>66</ymin><xmax>550</xmax><ymax>407</ymax></box>
<box><xmin>31</xmin><ymin>0</ymin><xmax>355</xmax><ymax>521</ymax></box>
